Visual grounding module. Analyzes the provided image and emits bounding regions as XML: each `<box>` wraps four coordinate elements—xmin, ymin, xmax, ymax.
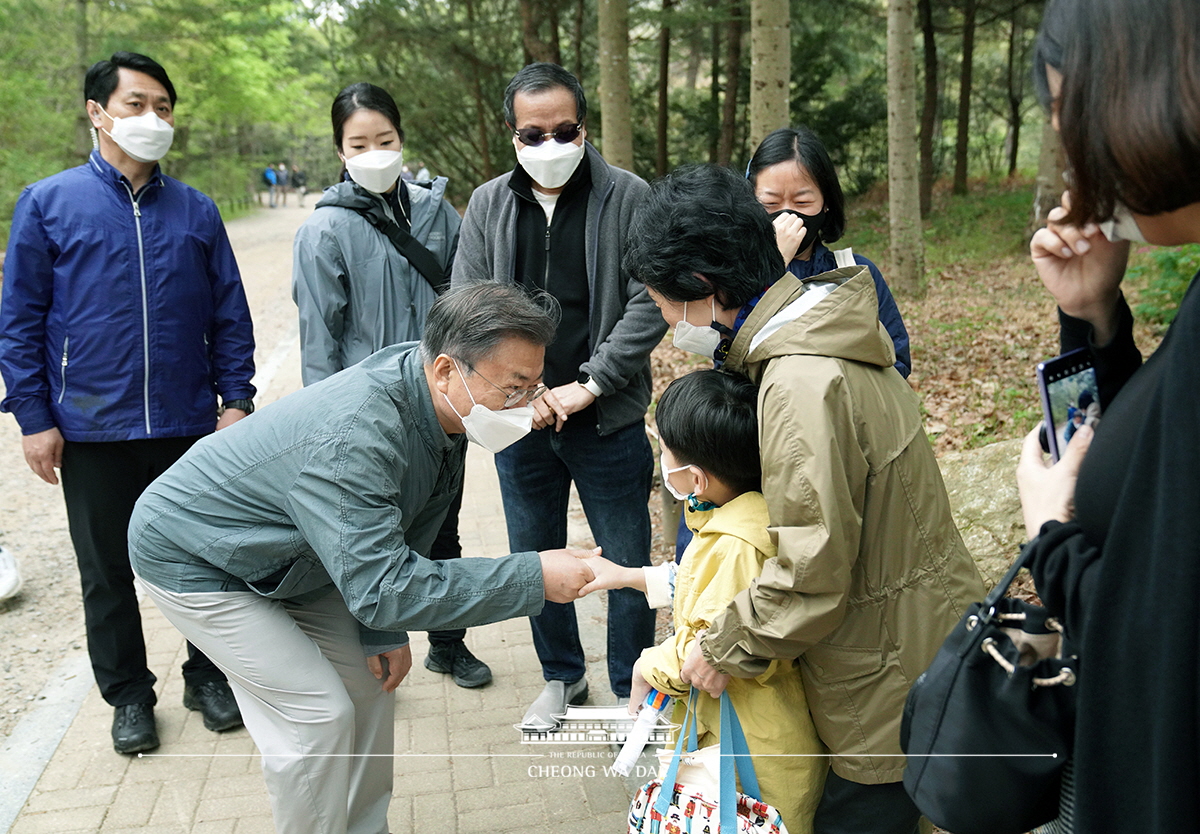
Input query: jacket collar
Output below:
<box><xmin>87</xmin><ymin>149</ymin><xmax>164</xmax><ymax>197</ymax></box>
<box><xmin>398</xmin><ymin>346</ymin><xmax>458</xmax><ymax>454</ymax></box>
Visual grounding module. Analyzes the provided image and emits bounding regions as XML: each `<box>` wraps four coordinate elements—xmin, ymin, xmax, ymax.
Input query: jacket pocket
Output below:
<box><xmin>56</xmin><ymin>336</ymin><xmax>69</xmax><ymax>404</ymax></box>
<box><xmin>803</xmin><ymin>642</ymin><xmax>884</xmax><ymax>684</ymax></box>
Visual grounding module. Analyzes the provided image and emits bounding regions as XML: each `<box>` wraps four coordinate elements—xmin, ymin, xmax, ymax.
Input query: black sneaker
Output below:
<box><xmin>184</xmin><ymin>680</ymin><xmax>243</xmax><ymax>732</ymax></box>
<box><xmin>112</xmin><ymin>704</ymin><xmax>159</xmax><ymax>754</ymax></box>
<box><xmin>424</xmin><ymin>641</ymin><xmax>493</xmax><ymax>688</ymax></box>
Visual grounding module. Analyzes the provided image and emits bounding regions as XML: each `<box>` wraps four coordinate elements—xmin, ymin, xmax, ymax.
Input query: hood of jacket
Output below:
<box><xmin>726</xmin><ymin>265</ymin><xmax>896</xmax><ymax>379</ymax></box>
<box><xmin>685</xmin><ymin>491</ymin><xmax>774</xmax><ymax>557</ymax></box>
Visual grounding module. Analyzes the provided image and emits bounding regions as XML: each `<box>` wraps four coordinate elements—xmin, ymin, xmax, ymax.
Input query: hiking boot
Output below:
<box><xmin>112</xmin><ymin>704</ymin><xmax>159</xmax><ymax>754</ymax></box>
<box><xmin>424</xmin><ymin>641</ymin><xmax>493</xmax><ymax>689</ymax></box>
<box><xmin>183</xmin><ymin>681</ymin><xmax>243</xmax><ymax>732</ymax></box>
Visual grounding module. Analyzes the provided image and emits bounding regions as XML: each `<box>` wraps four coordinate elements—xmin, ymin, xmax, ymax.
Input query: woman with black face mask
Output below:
<box><xmin>748</xmin><ymin>127</ymin><xmax>912</xmax><ymax>377</ymax></box>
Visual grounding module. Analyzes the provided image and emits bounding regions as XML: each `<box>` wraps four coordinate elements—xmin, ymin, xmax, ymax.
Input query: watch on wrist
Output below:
<box><xmin>222</xmin><ymin>398</ymin><xmax>255</xmax><ymax>415</ymax></box>
<box><xmin>576</xmin><ymin>372</ymin><xmax>604</xmax><ymax>398</ymax></box>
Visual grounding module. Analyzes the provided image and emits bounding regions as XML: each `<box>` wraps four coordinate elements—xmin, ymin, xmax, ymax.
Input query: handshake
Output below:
<box><xmin>537</xmin><ymin>547</ymin><xmax>636</xmax><ymax>603</ymax></box>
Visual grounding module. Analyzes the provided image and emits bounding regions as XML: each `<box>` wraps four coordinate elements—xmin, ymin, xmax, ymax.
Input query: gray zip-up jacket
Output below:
<box><xmin>292</xmin><ymin>179</ymin><xmax>461</xmax><ymax>386</ymax></box>
<box><xmin>128</xmin><ymin>344</ymin><xmax>545</xmax><ymax>652</ymax></box>
<box><xmin>451</xmin><ymin>143</ymin><xmax>666</xmax><ymax>435</ymax></box>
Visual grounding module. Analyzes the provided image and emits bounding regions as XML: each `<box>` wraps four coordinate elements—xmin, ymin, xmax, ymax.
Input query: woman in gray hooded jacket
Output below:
<box><xmin>291</xmin><ymin>83</ymin><xmax>489</xmax><ymax>690</ymax></box>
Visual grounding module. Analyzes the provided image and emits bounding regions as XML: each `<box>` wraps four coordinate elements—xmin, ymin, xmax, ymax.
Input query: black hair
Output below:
<box><xmin>421</xmin><ymin>284</ymin><xmax>560</xmax><ymax>369</ymax></box>
<box><xmin>656</xmin><ymin>370</ymin><xmax>762</xmax><ymax>495</ymax></box>
<box><xmin>747</xmin><ymin>126</ymin><xmax>846</xmax><ymax>244</ymax></box>
<box><xmin>331</xmin><ymin>83</ymin><xmax>405</xmax><ymax>152</ymax></box>
<box><xmin>84</xmin><ymin>52</ymin><xmax>177</xmax><ymax>109</ymax></box>
<box><xmin>624</xmin><ymin>164</ymin><xmax>784</xmax><ymax>309</ymax></box>
<box><xmin>503</xmin><ymin>63</ymin><xmax>587</xmax><ymax>128</ymax></box>
<box><xmin>1043</xmin><ymin>0</ymin><xmax>1200</xmax><ymax>224</ymax></box>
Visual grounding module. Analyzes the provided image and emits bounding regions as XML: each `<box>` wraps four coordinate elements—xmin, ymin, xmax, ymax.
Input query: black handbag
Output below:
<box><xmin>900</xmin><ymin>542</ymin><xmax>1078</xmax><ymax>834</ymax></box>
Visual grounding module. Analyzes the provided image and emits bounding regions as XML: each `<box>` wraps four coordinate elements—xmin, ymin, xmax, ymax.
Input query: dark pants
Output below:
<box><xmin>494</xmin><ymin>419</ymin><xmax>656</xmax><ymax>697</ymax></box>
<box><xmin>61</xmin><ymin>436</ymin><xmax>226</xmax><ymax>706</ymax></box>
<box><xmin>426</xmin><ymin>471</ymin><xmax>465</xmax><ymax>646</ymax></box>
<box><xmin>813</xmin><ymin>771</ymin><xmax>921</xmax><ymax>834</ymax></box>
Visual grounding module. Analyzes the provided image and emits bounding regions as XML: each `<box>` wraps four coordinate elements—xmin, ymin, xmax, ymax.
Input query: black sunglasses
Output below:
<box><xmin>512</xmin><ymin>124</ymin><xmax>582</xmax><ymax>147</ymax></box>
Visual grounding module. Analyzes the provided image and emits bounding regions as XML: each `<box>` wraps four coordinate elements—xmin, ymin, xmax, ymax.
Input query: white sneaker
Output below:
<box><xmin>0</xmin><ymin>546</ymin><xmax>23</xmax><ymax>601</ymax></box>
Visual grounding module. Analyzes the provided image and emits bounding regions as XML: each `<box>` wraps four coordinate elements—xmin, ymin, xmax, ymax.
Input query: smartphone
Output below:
<box><xmin>1036</xmin><ymin>348</ymin><xmax>1101</xmax><ymax>462</ymax></box>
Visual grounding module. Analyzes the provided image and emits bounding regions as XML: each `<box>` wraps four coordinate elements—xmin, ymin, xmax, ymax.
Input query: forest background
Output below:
<box><xmin>0</xmin><ymin>0</ymin><xmax>1193</xmax><ymax>450</ymax></box>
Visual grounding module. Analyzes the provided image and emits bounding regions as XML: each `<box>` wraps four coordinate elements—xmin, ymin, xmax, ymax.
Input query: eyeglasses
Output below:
<box><xmin>467</xmin><ymin>366</ymin><xmax>548</xmax><ymax>409</ymax></box>
<box><xmin>512</xmin><ymin>124</ymin><xmax>582</xmax><ymax>147</ymax></box>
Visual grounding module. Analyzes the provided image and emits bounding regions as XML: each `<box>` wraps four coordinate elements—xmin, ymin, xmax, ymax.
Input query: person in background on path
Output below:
<box><xmin>453</xmin><ymin>62</ymin><xmax>666</xmax><ymax>729</ymax></box>
<box><xmin>0</xmin><ymin>51</ymin><xmax>255</xmax><ymax>755</ymax></box>
<box><xmin>749</xmin><ymin>126</ymin><xmax>911</xmax><ymax>378</ymax></box>
<box><xmin>292</xmin><ymin>82</ymin><xmax>486</xmax><ymax>688</ymax></box>
<box><xmin>129</xmin><ymin>284</ymin><xmax>597</xmax><ymax>834</ymax></box>
<box><xmin>583</xmin><ymin>369</ymin><xmax>827</xmax><ymax>833</ymax></box>
<box><xmin>1017</xmin><ymin>0</ymin><xmax>1200</xmax><ymax>829</ymax></box>
<box><xmin>625</xmin><ymin>163</ymin><xmax>982</xmax><ymax>834</ymax></box>
<box><xmin>276</xmin><ymin>161</ymin><xmax>289</xmax><ymax>207</ymax></box>
<box><xmin>416</xmin><ymin>161</ymin><xmax>431</xmax><ymax>181</ymax></box>
<box><xmin>291</xmin><ymin>163</ymin><xmax>308</xmax><ymax>207</ymax></box>
<box><xmin>263</xmin><ymin>163</ymin><xmax>277</xmax><ymax>207</ymax></box>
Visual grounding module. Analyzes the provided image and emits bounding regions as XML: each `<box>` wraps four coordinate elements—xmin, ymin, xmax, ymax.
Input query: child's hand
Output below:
<box><xmin>577</xmin><ymin>552</ymin><xmax>641</xmax><ymax>596</ymax></box>
<box><xmin>628</xmin><ymin>658</ymin><xmax>652</xmax><ymax>715</ymax></box>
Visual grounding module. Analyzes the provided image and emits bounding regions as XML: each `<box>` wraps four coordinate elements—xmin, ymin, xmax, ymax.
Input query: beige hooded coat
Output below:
<box><xmin>701</xmin><ymin>265</ymin><xmax>984</xmax><ymax>784</ymax></box>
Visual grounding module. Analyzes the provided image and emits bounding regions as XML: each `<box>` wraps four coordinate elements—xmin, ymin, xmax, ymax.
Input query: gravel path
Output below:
<box><xmin>0</xmin><ymin>202</ymin><xmax>314</xmax><ymax>741</ymax></box>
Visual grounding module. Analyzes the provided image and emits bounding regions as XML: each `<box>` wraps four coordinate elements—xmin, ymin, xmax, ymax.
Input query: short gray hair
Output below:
<box><xmin>420</xmin><ymin>283</ymin><xmax>560</xmax><ymax>369</ymax></box>
<box><xmin>503</xmin><ymin>62</ymin><xmax>587</xmax><ymax>128</ymax></box>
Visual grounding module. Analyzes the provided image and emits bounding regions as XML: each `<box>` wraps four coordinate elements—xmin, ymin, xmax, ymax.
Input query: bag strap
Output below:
<box><xmin>719</xmin><ymin>691</ymin><xmax>764</xmax><ymax>831</ymax></box>
<box><xmin>653</xmin><ymin>689</ymin><xmax>700</xmax><ymax>818</ymax></box>
<box><xmin>981</xmin><ymin>541</ymin><xmax>1038</xmax><ymax>621</ymax></box>
<box><xmin>833</xmin><ymin>247</ymin><xmax>855</xmax><ymax>268</ymax></box>
<box><xmin>348</xmin><ymin>203</ymin><xmax>447</xmax><ymax>295</ymax></box>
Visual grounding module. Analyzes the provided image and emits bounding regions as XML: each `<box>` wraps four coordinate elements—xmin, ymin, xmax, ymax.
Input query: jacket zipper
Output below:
<box><xmin>57</xmin><ymin>336</ymin><xmax>69</xmax><ymax>404</ymax></box>
<box><xmin>121</xmin><ymin>182</ymin><xmax>153</xmax><ymax>436</ymax></box>
<box><xmin>543</xmin><ymin>225</ymin><xmax>551</xmax><ymax>290</ymax></box>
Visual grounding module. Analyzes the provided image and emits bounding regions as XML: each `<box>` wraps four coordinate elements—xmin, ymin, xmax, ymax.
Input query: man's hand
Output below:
<box><xmin>539</xmin><ymin>548</ymin><xmax>598</xmax><ymax>602</ymax></box>
<box><xmin>367</xmin><ymin>645</ymin><xmax>412</xmax><ymax>693</ymax></box>
<box><xmin>216</xmin><ymin>407</ymin><xmax>250</xmax><ymax>431</ymax></box>
<box><xmin>680</xmin><ymin>635</ymin><xmax>730</xmax><ymax>698</ymax></box>
<box><xmin>532</xmin><ymin>383</ymin><xmax>597</xmax><ymax>432</ymax></box>
<box><xmin>1017</xmin><ymin>423</ymin><xmax>1094</xmax><ymax>540</ymax></box>
<box><xmin>22</xmin><ymin>427</ymin><xmax>64</xmax><ymax>485</ymax></box>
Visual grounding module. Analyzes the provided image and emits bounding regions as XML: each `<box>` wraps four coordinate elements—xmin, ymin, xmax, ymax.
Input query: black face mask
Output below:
<box><xmin>769</xmin><ymin>208</ymin><xmax>825</xmax><ymax>255</ymax></box>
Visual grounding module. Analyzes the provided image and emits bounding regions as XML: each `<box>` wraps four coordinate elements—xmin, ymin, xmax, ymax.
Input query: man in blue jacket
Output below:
<box><xmin>0</xmin><ymin>52</ymin><xmax>257</xmax><ymax>754</ymax></box>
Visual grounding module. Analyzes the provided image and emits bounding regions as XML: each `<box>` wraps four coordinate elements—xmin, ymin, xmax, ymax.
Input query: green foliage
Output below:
<box><xmin>1126</xmin><ymin>245</ymin><xmax>1200</xmax><ymax>328</ymax></box>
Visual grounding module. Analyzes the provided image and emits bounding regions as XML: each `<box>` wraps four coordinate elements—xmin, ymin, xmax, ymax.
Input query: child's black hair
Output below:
<box><xmin>656</xmin><ymin>370</ymin><xmax>761</xmax><ymax>495</ymax></box>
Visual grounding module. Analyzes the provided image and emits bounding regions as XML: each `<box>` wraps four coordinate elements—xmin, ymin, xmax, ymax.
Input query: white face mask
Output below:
<box><xmin>516</xmin><ymin>138</ymin><xmax>585</xmax><ymax>190</ymax></box>
<box><xmin>660</xmin><ymin>456</ymin><xmax>693</xmax><ymax>502</ymax></box>
<box><xmin>672</xmin><ymin>298</ymin><xmax>723</xmax><ymax>358</ymax></box>
<box><xmin>1098</xmin><ymin>202</ymin><xmax>1146</xmax><ymax>244</ymax></box>
<box><xmin>442</xmin><ymin>361</ymin><xmax>534</xmax><ymax>453</ymax></box>
<box><xmin>345</xmin><ymin>149</ymin><xmax>405</xmax><ymax>194</ymax></box>
<box><xmin>98</xmin><ymin>104</ymin><xmax>174</xmax><ymax>163</ymax></box>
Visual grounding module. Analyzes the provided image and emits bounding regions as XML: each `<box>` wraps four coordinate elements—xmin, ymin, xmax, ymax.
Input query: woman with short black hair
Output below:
<box><xmin>1019</xmin><ymin>0</ymin><xmax>1200</xmax><ymax>829</ymax></box>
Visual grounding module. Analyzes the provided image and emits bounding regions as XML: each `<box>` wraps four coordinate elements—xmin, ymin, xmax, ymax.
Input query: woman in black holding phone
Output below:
<box><xmin>1018</xmin><ymin>0</ymin><xmax>1200</xmax><ymax>829</ymax></box>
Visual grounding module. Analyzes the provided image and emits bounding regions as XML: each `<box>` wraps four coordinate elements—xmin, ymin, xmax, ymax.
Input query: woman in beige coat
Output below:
<box><xmin>624</xmin><ymin>164</ymin><xmax>984</xmax><ymax>834</ymax></box>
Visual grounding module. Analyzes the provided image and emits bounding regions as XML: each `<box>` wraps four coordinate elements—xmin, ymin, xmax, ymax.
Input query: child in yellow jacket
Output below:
<box><xmin>583</xmin><ymin>369</ymin><xmax>826</xmax><ymax>832</ymax></box>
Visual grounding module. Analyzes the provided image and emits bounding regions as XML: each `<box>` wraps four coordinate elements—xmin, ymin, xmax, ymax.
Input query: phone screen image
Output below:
<box><xmin>1036</xmin><ymin>348</ymin><xmax>1101</xmax><ymax>462</ymax></box>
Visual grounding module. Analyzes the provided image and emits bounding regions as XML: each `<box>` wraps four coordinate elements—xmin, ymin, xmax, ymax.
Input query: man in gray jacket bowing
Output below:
<box><xmin>128</xmin><ymin>284</ymin><xmax>596</xmax><ymax>834</ymax></box>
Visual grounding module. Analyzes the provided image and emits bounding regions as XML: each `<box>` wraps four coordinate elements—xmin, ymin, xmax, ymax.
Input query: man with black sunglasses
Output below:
<box><xmin>453</xmin><ymin>62</ymin><xmax>666</xmax><ymax>731</ymax></box>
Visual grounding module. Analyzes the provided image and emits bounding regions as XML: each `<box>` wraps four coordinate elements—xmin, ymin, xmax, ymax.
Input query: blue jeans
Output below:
<box><xmin>494</xmin><ymin>419</ymin><xmax>655</xmax><ymax>697</ymax></box>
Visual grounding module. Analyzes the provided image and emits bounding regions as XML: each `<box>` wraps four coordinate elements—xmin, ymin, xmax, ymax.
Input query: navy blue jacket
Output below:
<box><xmin>786</xmin><ymin>244</ymin><xmax>912</xmax><ymax>377</ymax></box>
<box><xmin>0</xmin><ymin>151</ymin><xmax>255</xmax><ymax>441</ymax></box>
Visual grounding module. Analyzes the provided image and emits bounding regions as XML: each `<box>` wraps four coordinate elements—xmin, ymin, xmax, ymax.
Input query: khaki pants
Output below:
<box><xmin>138</xmin><ymin>579</ymin><xmax>394</xmax><ymax>834</ymax></box>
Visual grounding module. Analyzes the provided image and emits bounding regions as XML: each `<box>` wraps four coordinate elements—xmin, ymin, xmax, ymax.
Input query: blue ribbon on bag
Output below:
<box><xmin>654</xmin><ymin>688</ymin><xmax>766</xmax><ymax>831</ymax></box>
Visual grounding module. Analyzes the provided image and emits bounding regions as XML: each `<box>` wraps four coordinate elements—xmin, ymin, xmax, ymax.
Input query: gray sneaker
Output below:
<box><xmin>0</xmin><ymin>546</ymin><xmax>22</xmax><ymax>601</ymax></box>
<box><xmin>518</xmin><ymin>678</ymin><xmax>589</xmax><ymax>731</ymax></box>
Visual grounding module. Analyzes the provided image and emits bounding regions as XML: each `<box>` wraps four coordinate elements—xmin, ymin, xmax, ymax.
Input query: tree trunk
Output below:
<box><xmin>917</xmin><ymin>0</ymin><xmax>938</xmax><ymax>218</ymax></box>
<box><xmin>887</xmin><ymin>0</ymin><xmax>925</xmax><ymax>293</ymax></box>
<box><xmin>573</xmin><ymin>0</ymin><xmax>585</xmax><ymax>81</ymax></box>
<box><xmin>1004</xmin><ymin>8</ymin><xmax>1021</xmax><ymax>177</ymax></box>
<box><xmin>717</xmin><ymin>0</ymin><xmax>743</xmax><ymax>167</ymax></box>
<box><xmin>75</xmin><ymin>0</ymin><xmax>92</xmax><ymax>160</ymax></box>
<box><xmin>466</xmin><ymin>0</ymin><xmax>494</xmax><ymax>181</ymax></box>
<box><xmin>521</xmin><ymin>0</ymin><xmax>561</xmax><ymax>65</ymax></box>
<box><xmin>952</xmin><ymin>0</ymin><xmax>976</xmax><ymax>195</ymax></box>
<box><xmin>708</xmin><ymin>0</ymin><xmax>722</xmax><ymax>162</ymax></box>
<box><xmin>598</xmin><ymin>0</ymin><xmax>635</xmax><ymax>171</ymax></box>
<box><xmin>1028</xmin><ymin>115</ymin><xmax>1065</xmax><ymax>237</ymax></box>
<box><xmin>749</xmin><ymin>0</ymin><xmax>789</xmax><ymax>153</ymax></box>
<box><xmin>656</xmin><ymin>0</ymin><xmax>675</xmax><ymax>177</ymax></box>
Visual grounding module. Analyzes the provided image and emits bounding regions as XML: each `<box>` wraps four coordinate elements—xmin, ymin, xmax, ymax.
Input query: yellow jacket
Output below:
<box><xmin>641</xmin><ymin>491</ymin><xmax>826</xmax><ymax>834</ymax></box>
